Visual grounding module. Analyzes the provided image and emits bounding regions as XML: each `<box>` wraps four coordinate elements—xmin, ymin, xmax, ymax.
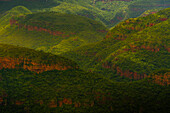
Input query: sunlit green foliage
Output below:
<box><xmin>0</xmin><ymin>6</ymin><xmax>31</xmax><ymax>31</ymax></box>
<box><xmin>0</xmin><ymin>43</ymin><xmax>78</xmax><ymax>66</ymax></box>
<box><xmin>0</xmin><ymin>8</ymin><xmax>107</xmax><ymax>54</ymax></box>
<box><xmin>0</xmin><ymin>2</ymin><xmax>169</xmax><ymax>113</ymax></box>
<box><xmin>0</xmin><ymin>0</ymin><xmax>169</xmax><ymax>27</ymax></box>
<box><xmin>62</xmin><ymin>8</ymin><xmax>170</xmax><ymax>79</ymax></box>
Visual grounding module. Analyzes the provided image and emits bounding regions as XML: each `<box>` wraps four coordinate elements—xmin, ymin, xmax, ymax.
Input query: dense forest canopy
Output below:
<box><xmin>0</xmin><ymin>1</ymin><xmax>169</xmax><ymax>113</ymax></box>
<box><xmin>62</xmin><ymin>8</ymin><xmax>170</xmax><ymax>81</ymax></box>
<box><xmin>0</xmin><ymin>6</ymin><xmax>107</xmax><ymax>54</ymax></box>
<box><xmin>0</xmin><ymin>0</ymin><xmax>169</xmax><ymax>27</ymax></box>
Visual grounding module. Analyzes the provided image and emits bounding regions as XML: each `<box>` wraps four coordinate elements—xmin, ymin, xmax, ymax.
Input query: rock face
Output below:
<box><xmin>102</xmin><ymin>61</ymin><xmax>169</xmax><ymax>84</ymax></box>
<box><xmin>115</xmin><ymin>66</ymin><xmax>147</xmax><ymax>80</ymax></box>
<box><xmin>0</xmin><ymin>57</ymin><xmax>73</xmax><ymax>73</ymax></box>
<box><xmin>149</xmin><ymin>72</ymin><xmax>170</xmax><ymax>86</ymax></box>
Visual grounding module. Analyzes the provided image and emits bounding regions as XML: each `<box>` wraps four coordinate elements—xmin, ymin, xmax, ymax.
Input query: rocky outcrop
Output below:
<box><xmin>105</xmin><ymin>16</ymin><xmax>165</xmax><ymax>40</ymax></box>
<box><xmin>102</xmin><ymin>62</ymin><xmax>169</xmax><ymax>86</ymax></box>
<box><xmin>9</xmin><ymin>19</ymin><xmax>76</xmax><ymax>38</ymax></box>
<box><xmin>0</xmin><ymin>57</ymin><xmax>73</xmax><ymax>73</ymax></box>
<box><xmin>148</xmin><ymin>72</ymin><xmax>170</xmax><ymax>86</ymax></box>
<box><xmin>129</xmin><ymin>44</ymin><xmax>161</xmax><ymax>53</ymax></box>
<box><xmin>115</xmin><ymin>66</ymin><xmax>147</xmax><ymax>80</ymax></box>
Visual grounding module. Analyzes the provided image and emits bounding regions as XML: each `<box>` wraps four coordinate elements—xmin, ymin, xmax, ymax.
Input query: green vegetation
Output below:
<box><xmin>0</xmin><ymin>6</ymin><xmax>31</xmax><ymax>31</ymax></box>
<box><xmin>0</xmin><ymin>9</ymin><xmax>107</xmax><ymax>54</ymax></box>
<box><xmin>0</xmin><ymin>43</ymin><xmax>78</xmax><ymax>67</ymax></box>
<box><xmin>0</xmin><ymin>43</ymin><xmax>168</xmax><ymax>113</ymax></box>
<box><xmin>0</xmin><ymin>3</ymin><xmax>169</xmax><ymax>113</ymax></box>
<box><xmin>62</xmin><ymin>8</ymin><xmax>170</xmax><ymax>79</ymax></box>
<box><xmin>0</xmin><ymin>0</ymin><xmax>169</xmax><ymax>27</ymax></box>
<box><xmin>139</xmin><ymin>8</ymin><xmax>164</xmax><ymax>17</ymax></box>
<box><xmin>0</xmin><ymin>68</ymin><xmax>169</xmax><ymax>113</ymax></box>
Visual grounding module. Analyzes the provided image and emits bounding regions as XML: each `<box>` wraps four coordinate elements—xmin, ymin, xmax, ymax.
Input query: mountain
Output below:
<box><xmin>95</xmin><ymin>0</ymin><xmax>170</xmax><ymax>27</ymax></box>
<box><xmin>139</xmin><ymin>8</ymin><xmax>164</xmax><ymax>17</ymax></box>
<box><xmin>0</xmin><ymin>44</ymin><xmax>169</xmax><ymax>113</ymax></box>
<box><xmin>0</xmin><ymin>6</ymin><xmax>31</xmax><ymax>31</ymax></box>
<box><xmin>62</xmin><ymin>8</ymin><xmax>170</xmax><ymax>81</ymax></box>
<box><xmin>0</xmin><ymin>0</ymin><xmax>169</xmax><ymax>27</ymax></box>
<box><xmin>0</xmin><ymin>2</ymin><xmax>169</xmax><ymax>113</ymax></box>
<box><xmin>0</xmin><ymin>43</ymin><xmax>78</xmax><ymax>73</ymax></box>
<box><xmin>0</xmin><ymin>7</ymin><xmax>107</xmax><ymax>54</ymax></box>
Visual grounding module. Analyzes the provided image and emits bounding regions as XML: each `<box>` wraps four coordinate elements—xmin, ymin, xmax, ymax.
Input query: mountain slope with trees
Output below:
<box><xmin>0</xmin><ymin>0</ymin><xmax>169</xmax><ymax>27</ymax></box>
<box><xmin>0</xmin><ymin>43</ymin><xmax>78</xmax><ymax>73</ymax></box>
<box><xmin>0</xmin><ymin>7</ymin><xmax>107</xmax><ymax>54</ymax></box>
<box><xmin>0</xmin><ymin>44</ymin><xmax>169</xmax><ymax>113</ymax></box>
<box><xmin>0</xmin><ymin>2</ymin><xmax>169</xmax><ymax>113</ymax></box>
<box><xmin>62</xmin><ymin>8</ymin><xmax>170</xmax><ymax>81</ymax></box>
<box><xmin>0</xmin><ymin>6</ymin><xmax>31</xmax><ymax>31</ymax></box>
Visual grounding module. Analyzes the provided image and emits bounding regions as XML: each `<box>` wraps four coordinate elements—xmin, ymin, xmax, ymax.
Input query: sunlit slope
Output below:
<box><xmin>1</xmin><ymin>0</ymin><xmax>169</xmax><ymax>28</ymax></box>
<box><xmin>93</xmin><ymin>0</ymin><xmax>170</xmax><ymax>27</ymax></box>
<box><xmin>62</xmin><ymin>8</ymin><xmax>170</xmax><ymax>80</ymax></box>
<box><xmin>139</xmin><ymin>8</ymin><xmax>164</xmax><ymax>17</ymax></box>
<box><xmin>0</xmin><ymin>6</ymin><xmax>31</xmax><ymax>31</ymax></box>
<box><xmin>0</xmin><ymin>10</ymin><xmax>107</xmax><ymax>54</ymax></box>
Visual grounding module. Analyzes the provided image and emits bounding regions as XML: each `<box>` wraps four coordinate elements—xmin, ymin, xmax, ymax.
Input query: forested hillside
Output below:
<box><xmin>0</xmin><ymin>44</ymin><xmax>169</xmax><ymax>113</ymax></box>
<box><xmin>0</xmin><ymin>6</ymin><xmax>31</xmax><ymax>31</ymax></box>
<box><xmin>0</xmin><ymin>44</ymin><xmax>78</xmax><ymax>73</ymax></box>
<box><xmin>0</xmin><ymin>0</ymin><xmax>169</xmax><ymax>27</ymax></box>
<box><xmin>0</xmin><ymin>7</ymin><xmax>107</xmax><ymax>54</ymax></box>
<box><xmin>62</xmin><ymin>8</ymin><xmax>170</xmax><ymax>82</ymax></box>
<box><xmin>0</xmin><ymin>2</ymin><xmax>169</xmax><ymax>113</ymax></box>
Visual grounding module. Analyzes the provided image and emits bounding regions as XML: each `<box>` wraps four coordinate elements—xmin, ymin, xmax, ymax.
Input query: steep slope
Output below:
<box><xmin>62</xmin><ymin>8</ymin><xmax>170</xmax><ymax>81</ymax></box>
<box><xmin>0</xmin><ymin>60</ymin><xmax>169</xmax><ymax>112</ymax></box>
<box><xmin>0</xmin><ymin>9</ymin><xmax>107</xmax><ymax>54</ymax></box>
<box><xmin>0</xmin><ymin>6</ymin><xmax>31</xmax><ymax>31</ymax></box>
<box><xmin>0</xmin><ymin>32</ymin><xmax>168</xmax><ymax>113</ymax></box>
<box><xmin>0</xmin><ymin>44</ymin><xmax>78</xmax><ymax>73</ymax></box>
<box><xmin>93</xmin><ymin>0</ymin><xmax>170</xmax><ymax>27</ymax></box>
<box><xmin>139</xmin><ymin>8</ymin><xmax>164</xmax><ymax>17</ymax></box>
<box><xmin>0</xmin><ymin>0</ymin><xmax>169</xmax><ymax>28</ymax></box>
<box><xmin>127</xmin><ymin>0</ymin><xmax>170</xmax><ymax>18</ymax></box>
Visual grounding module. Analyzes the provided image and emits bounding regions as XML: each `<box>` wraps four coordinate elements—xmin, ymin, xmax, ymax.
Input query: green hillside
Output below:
<box><xmin>0</xmin><ymin>67</ymin><xmax>169</xmax><ymax>113</ymax></box>
<box><xmin>0</xmin><ymin>8</ymin><xmax>107</xmax><ymax>54</ymax></box>
<box><xmin>0</xmin><ymin>44</ymin><xmax>169</xmax><ymax>112</ymax></box>
<box><xmin>0</xmin><ymin>6</ymin><xmax>31</xmax><ymax>31</ymax></box>
<box><xmin>0</xmin><ymin>0</ymin><xmax>169</xmax><ymax>28</ymax></box>
<box><xmin>139</xmin><ymin>8</ymin><xmax>164</xmax><ymax>17</ymax></box>
<box><xmin>127</xmin><ymin>0</ymin><xmax>169</xmax><ymax>18</ymax></box>
<box><xmin>0</xmin><ymin>43</ymin><xmax>78</xmax><ymax>73</ymax></box>
<box><xmin>0</xmin><ymin>1</ymin><xmax>169</xmax><ymax>113</ymax></box>
<box><xmin>62</xmin><ymin>8</ymin><xmax>170</xmax><ymax>80</ymax></box>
